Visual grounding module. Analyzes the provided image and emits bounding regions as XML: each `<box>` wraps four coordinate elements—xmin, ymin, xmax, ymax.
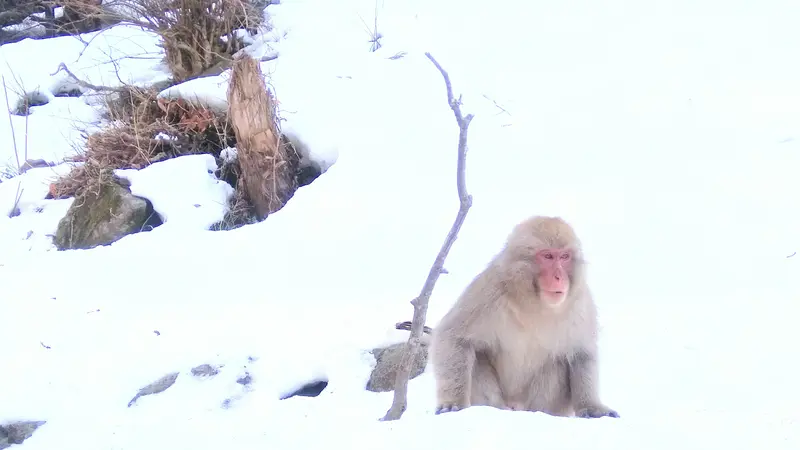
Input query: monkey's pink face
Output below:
<box><xmin>535</xmin><ymin>249</ymin><xmax>573</xmax><ymax>305</ymax></box>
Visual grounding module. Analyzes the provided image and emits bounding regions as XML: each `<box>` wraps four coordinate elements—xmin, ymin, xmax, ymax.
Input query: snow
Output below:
<box><xmin>157</xmin><ymin>73</ymin><xmax>232</xmax><ymax>113</ymax></box>
<box><xmin>0</xmin><ymin>164</ymin><xmax>76</xmax><ymax>254</ymax></box>
<box><xmin>115</xmin><ymin>154</ymin><xmax>235</xmax><ymax>231</ymax></box>
<box><xmin>0</xmin><ymin>24</ymin><xmax>168</xmax><ymax>169</ymax></box>
<box><xmin>1</xmin><ymin>0</ymin><xmax>800</xmax><ymax>448</ymax></box>
<box><xmin>62</xmin><ymin>25</ymin><xmax>170</xmax><ymax>90</ymax></box>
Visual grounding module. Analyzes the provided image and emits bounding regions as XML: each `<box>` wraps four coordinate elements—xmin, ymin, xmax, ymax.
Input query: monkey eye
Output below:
<box><xmin>543</xmin><ymin>252</ymin><xmax>554</xmax><ymax>260</ymax></box>
<box><xmin>560</xmin><ymin>253</ymin><xmax>571</xmax><ymax>261</ymax></box>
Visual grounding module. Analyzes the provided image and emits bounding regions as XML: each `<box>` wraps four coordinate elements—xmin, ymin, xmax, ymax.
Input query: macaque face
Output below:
<box><xmin>535</xmin><ymin>248</ymin><xmax>573</xmax><ymax>305</ymax></box>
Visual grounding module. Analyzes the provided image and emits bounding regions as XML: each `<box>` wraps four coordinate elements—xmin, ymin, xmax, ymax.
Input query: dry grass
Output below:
<box><xmin>61</xmin><ymin>0</ymin><xmax>266</xmax><ymax>81</ymax></box>
<box><xmin>51</xmin><ymin>86</ymin><xmax>235</xmax><ymax>199</ymax></box>
<box><xmin>36</xmin><ymin>1</ymin><xmax>287</xmax><ymax>228</ymax></box>
<box><xmin>156</xmin><ymin>0</ymin><xmax>262</xmax><ymax>81</ymax></box>
<box><xmin>209</xmin><ymin>184</ymin><xmax>258</xmax><ymax>230</ymax></box>
<box><xmin>51</xmin><ymin>121</ymin><xmax>169</xmax><ymax>199</ymax></box>
<box><xmin>104</xmin><ymin>86</ymin><xmax>165</xmax><ymax>125</ymax></box>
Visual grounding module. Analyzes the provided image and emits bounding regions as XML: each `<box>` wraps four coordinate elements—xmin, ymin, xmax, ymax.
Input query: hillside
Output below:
<box><xmin>1</xmin><ymin>1</ymin><xmax>799</xmax><ymax>449</ymax></box>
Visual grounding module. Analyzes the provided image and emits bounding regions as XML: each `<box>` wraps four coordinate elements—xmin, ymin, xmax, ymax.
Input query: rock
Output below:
<box><xmin>191</xmin><ymin>364</ymin><xmax>220</xmax><ymax>377</ymax></box>
<box><xmin>54</xmin><ymin>179</ymin><xmax>162</xmax><ymax>250</ymax></box>
<box><xmin>236</xmin><ymin>372</ymin><xmax>252</xmax><ymax>386</ymax></box>
<box><xmin>280</xmin><ymin>380</ymin><xmax>328</xmax><ymax>400</ymax></box>
<box><xmin>0</xmin><ymin>420</ymin><xmax>46</xmax><ymax>448</ymax></box>
<box><xmin>395</xmin><ymin>320</ymin><xmax>433</xmax><ymax>334</ymax></box>
<box><xmin>365</xmin><ymin>341</ymin><xmax>429</xmax><ymax>393</ymax></box>
<box><xmin>18</xmin><ymin>158</ymin><xmax>55</xmax><ymax>174</ymax></box>
<box><xmin>127</xmin><ymin>371</ymin><xmax>179</xmax><ymax>407</ymax></box>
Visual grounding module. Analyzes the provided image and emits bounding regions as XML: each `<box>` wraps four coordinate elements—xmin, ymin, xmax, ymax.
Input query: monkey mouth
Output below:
<box><xmin>541</xmin><ymin>290</ymin><xmax>567</xmax><ymax>304</ymax></box>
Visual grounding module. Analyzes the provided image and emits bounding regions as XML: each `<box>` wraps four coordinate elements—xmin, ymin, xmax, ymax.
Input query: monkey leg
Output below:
<box><xmin>568</xmin><ymin>350</ymin><xmax>619</xmax><ymax>418</ymax></box>
<box><xmin>520</xmin><ymin>358</ymin><xmax>574</xmax><ymax>416</ymax></box>
<box><xmin>432</xmin><ymin>337</ymin><xmax>476</xmax><ymax>414</ymax></box>
<box><xmin>470</xmin><ymin>353</ymin><xmax>509</xmax><ymax>410</ymax></box>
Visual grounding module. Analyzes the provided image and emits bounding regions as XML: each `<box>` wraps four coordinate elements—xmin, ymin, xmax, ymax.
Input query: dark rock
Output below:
<box><xmin>280</xmin><ymin>380</ymin><xmax>328</xmax><ymax>400</ymax></box>
<box><xmin>54</xmin><ymin>179</ymin><xmax>162</xmax><ymax>250</ymax></box>
<box><xmin>127</xmin><ymin>371</ymin><xmax>179</xmax><ymax>407</ymax></box>
<box><xmin>12</xmin><ymin>91</ymin><xmax>49</xmax><ymax>116</ymax></box>
<box><xmin>365</xmin><ymin>341</ymin><xmax>429</xmax><ymax>393</ymax></box>
<box><xmin>53</xmin><ymin>88</ymin><xmax>83</xmax><ymax>98</ymax></box>
<box><xmin>236</xmin><ymin>373</ymin><xmax>252</xmax><ymax>385</ymax></box>
<box><xmin>296</xmin><ymin>164</ymin><xmax>321</xmax><ymax>187</ymax></box>
<box><xmin>191</xmin><ymin>364</ymin><xmax>220</xmax><ymax>377</ymax></box>
<box><xmin>18</xmin><ymin>159</ymin><xmax>55</xmax><ymax>174</ymax></box>
<box><xmin>394</xmin><ymin>320</ymin><xmax>434</xmax><ymax>334</ymax></box>
<box><xmin>0</xmin><ymin>420</ymin><xmax>46</xmax><ymax>448</ymax></box>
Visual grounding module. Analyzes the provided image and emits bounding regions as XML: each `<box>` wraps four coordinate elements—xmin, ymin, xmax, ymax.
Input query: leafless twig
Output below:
<box><xmin>381</xmin><ymin>52</ymin><xmax>475</xmax><ymax>421</ymax></box>
<box><xmin>2</xmin><ymin>76</ymin><xmax>21</xmax><ymax>170</ymax></box>
<box><xmin>358</xmin><ymin>0</ymin><xmax>383</xmax><ymax>52</ymax></box>
<box><xmin>51</xmin><ymin>62</ymin><xmax>127</xmax><ymax>93</ymax></box>
<box><xmin>482</xmin><ymin>94</ymin><xmax>511</xmax><ymax>116</ymax></box>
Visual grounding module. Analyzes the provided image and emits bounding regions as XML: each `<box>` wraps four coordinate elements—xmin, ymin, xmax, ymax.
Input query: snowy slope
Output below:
<box><xmin>1</xmin><ymin>0</ymin><xmax>800</xmax><ymax>449</ymax></box>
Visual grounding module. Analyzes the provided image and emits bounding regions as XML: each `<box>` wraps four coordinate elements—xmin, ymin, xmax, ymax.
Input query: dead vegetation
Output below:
<box><xmin>0</xmin><ymin>0</ymin><xmax>108</xmax><ymax>45</ymax></box>
<box><xmin>59</xmin><ymin>0</ymin><xmax>266</xmax><ymax>81</ymax></box>
<box><xmin>52</xmin><ymin>61</ymin><xmax>313</xmax><ymax>230</ymax></box>
<box><xmin>51</xmin><ymin>86</ymin><xmax>236</xmax><ymax>199</ymax></box>
<box><xmin>208</xmin><ymin>185</ymin><xmax>258</xmax><ymax>230</ymax></box>
<box><xmin>30</xmin><ymin>1</ymin><xmax>316</xmax><ymax>231</ymax></box>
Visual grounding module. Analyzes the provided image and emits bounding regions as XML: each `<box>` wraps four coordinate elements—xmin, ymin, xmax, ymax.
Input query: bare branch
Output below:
<box><xmin>482</xmin><ymin>93</ymin><xmax>511</xmax><ymax>117</ymax></box>
<box><xmin>51</xmin><ymin>62</ymin><xmax>127</xmax><ymax>93</ymax></box>
<box><xmin>381</xmin><ymin>52</ymin><xmax>475</xmax><ymax>421</ymax></box>
<box><xmin>2</xmin><ymin>76</ymin><xmax>21</xmax><ymax>170</ymax></box>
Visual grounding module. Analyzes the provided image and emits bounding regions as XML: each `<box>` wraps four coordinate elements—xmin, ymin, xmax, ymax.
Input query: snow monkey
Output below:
<box><xmin>430</xmin><ymin>215</ymin><xmax>619</xmax><ymax>418</ymax></box>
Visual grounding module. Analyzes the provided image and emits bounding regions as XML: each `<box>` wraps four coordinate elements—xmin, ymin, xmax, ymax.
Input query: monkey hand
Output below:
<box><xmin>575</xmin><ymin>404</ymin><xmax>620</xmax><ymax>419</ymax></box>
<box><xmin>435</xmin><ymin>402</ymin><xmax>469</xmax><ymax>415</ymax></box>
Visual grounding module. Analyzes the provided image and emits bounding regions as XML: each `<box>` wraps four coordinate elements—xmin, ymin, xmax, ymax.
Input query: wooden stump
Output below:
<box><xmin>227</xmin><ymin>55</ymin><xmax>298</xmax><ymax>220</ymax></box>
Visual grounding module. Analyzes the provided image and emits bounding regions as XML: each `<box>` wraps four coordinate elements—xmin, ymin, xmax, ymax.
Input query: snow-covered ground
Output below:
<box><xmin>1</xmin><ymin>0</ymin><xmax>799</xmax><ymax>448</ymax></box>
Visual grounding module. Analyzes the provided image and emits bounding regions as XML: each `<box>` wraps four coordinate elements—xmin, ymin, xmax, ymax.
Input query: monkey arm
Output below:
<box><xmin>432</xmin><ymin>336</ymin><xmax>476</xmax><ymax>410</ymax></box>
<box><xmin>568</xmin><ymin>350</ymin><xmax>600</xmax><ymax>406</ymax></box>
<box><xmin>568</xmin><ymin>349</ymin><xmax>619</xmax><ymax>418</ymax></box>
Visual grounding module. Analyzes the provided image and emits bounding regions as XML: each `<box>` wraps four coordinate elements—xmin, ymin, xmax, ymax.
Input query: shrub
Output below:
<box><xmin>52</xmin><ymin>86</ymin><xmax>235</xmax><ymax>199</ymax></box>
<box><xmin>61</xmin><ymin>0</ymin><xmax>266</xmax><ymax>81</ymax></box>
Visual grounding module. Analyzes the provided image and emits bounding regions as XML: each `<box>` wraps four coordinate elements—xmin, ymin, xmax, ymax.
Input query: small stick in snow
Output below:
<box><xmin>381</xmin><ymin>52</ymin><xmax>475</xmax><ymax>422</ymax></box>
<box><xmin>50</xmin><ymin>63</ymin><xmax>127</xmax><ymax>93</ymax></box>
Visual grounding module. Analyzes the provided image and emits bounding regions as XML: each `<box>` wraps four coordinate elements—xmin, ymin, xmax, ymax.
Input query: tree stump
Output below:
<box><xmin>227</xmin><ymin>55</ymin><xmax>298</xmax><ymax>220</ymax></box>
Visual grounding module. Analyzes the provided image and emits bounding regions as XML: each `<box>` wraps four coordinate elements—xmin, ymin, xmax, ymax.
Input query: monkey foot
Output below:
<box><xmin>435</xmin><ymin>404</ymin><xmax>467</xmax><ymax>415</ymax></box>
<box><xmin>575</xmin><ymin>405</ymin><xmax>620</xmax><ymax>419</ymax></box>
